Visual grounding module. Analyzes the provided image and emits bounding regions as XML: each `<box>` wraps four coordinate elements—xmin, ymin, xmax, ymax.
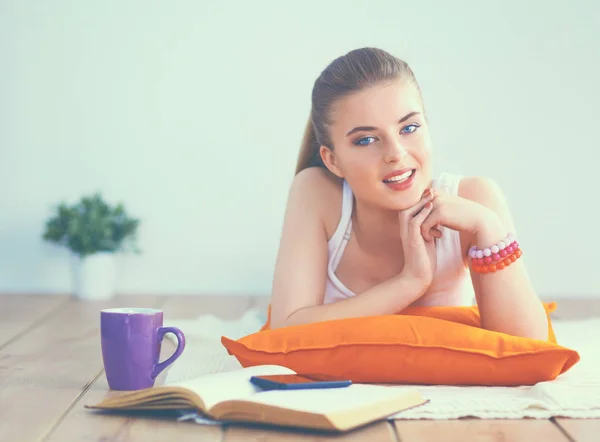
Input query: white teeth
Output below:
<box><xmin>384</xmin><ymin>170</ymin><xmax>413</xmax><ymax>183</ymax></box>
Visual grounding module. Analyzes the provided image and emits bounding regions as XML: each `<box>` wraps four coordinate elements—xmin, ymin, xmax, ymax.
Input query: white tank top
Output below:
<box><xmin>324</xmin><ymin>172</ymin><xmax>475</xmax><ymax>306</ymax></box>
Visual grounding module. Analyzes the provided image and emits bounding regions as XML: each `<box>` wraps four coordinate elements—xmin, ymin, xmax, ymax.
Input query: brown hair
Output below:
<box><xmin>295</xmin><ymin>47</ymin><xmax>421</xmax><ymax>175</ymax></box>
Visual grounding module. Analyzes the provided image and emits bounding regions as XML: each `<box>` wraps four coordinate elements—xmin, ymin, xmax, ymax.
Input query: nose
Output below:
<box><xmin>384</xmin><ymin>139</ymin><xmax>409</xmax><ymax>163</ymax></box>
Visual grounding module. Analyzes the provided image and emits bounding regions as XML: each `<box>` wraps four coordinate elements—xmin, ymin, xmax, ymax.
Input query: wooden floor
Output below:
<box><xmin>1</xmin><ymin>294</ymin><xmax>599</xmax><ymax>442</ymax></box>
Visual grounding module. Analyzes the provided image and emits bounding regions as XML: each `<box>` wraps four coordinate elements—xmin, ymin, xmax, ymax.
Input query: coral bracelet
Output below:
<box><xmin>468</xmin><ymin>234</ymin><xmax>523</xmax><ymax>274</ymax></box>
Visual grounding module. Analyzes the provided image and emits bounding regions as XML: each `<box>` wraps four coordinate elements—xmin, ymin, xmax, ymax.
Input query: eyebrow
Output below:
<box><xmin>345</xmin><ymin>111</ymin><xmax>421</xmax><ymax>137</ymax></box>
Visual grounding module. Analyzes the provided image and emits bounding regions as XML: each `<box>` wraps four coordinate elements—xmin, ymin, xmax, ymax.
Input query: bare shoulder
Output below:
<box><xmin>270</xmin><ymin>167</ymin><xmax>344</xmax><ymax>326</ymax></box>
<box><xmin>289</xmin><ymin>167</ymin><xmax>344</xmax><ymax>240</ymax></box>
<box><xmin>457</xmin><ymin>175</ymin><xmax>510</xmax><ymax>213</ymax></box>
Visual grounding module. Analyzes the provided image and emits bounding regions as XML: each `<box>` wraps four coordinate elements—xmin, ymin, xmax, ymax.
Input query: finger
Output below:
<box><xmin>409</xmin><ymin>201</ymin><xmax>434</xmax><ymax>242</ymax></box>
<box><xmin>421</xmin><ymin>209</ymin><xmax>441</xmax><ymax>243</ymax></box>
<box><xmin>426</xmin><ymin>226</ymin><xmax>442</xmax><ymax>242</ymax></box>
<box><xmin>421</xmin><ymin>200</ymin><xmax>445</xmax><ymax>239</ymax></box>
<box><xmin>403</xmin><ymin>189</ymin><xmax>436</xmax><ymax>218</ymax></box>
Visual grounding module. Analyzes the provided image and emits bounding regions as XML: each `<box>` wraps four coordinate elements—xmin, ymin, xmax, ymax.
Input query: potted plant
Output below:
<box><xmin>42</xmin><ymin>192</ymin><xmax>141</xmax><ymax>300</ymax></box>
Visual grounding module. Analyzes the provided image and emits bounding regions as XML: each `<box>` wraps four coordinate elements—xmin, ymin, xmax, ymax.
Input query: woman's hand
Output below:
<box><xmin>398</xmin><ymin>188</ymin><xmax>441</xmax><ymax>288</ymax></box>
<box><xmin>419</xmin><ymin>189</ymin><xmax>498</xmax><ymax>243</ymax></box>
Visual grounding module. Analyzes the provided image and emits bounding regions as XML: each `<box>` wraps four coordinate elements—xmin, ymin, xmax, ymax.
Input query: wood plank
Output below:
<box><xmin>44</xmin><ymin>367</ymin><xmax>223</xmax><ymax>442</ymax></box>
<box><xmin>0</xmin><ymin>294</ymin><xmax>164</xmax><ymax>442</ymax></box>
<box><xmin>393</xmin><ymin>419</ymin><xmax>570</xmax><ymax>442</ymax></box>
<box><xmin>0</xmin><ymin>294</ymin><xmax>69</xmax><ymax>349</ymax></box>
<box><xmin>224</xmin><ymin>420</ymin><xmax>398</xmax><ymax>442</ymax></box>
<box><xmin>554</xmin><ymin>418</ymin><xmax>600</xmax><ymax>442</ymax></box>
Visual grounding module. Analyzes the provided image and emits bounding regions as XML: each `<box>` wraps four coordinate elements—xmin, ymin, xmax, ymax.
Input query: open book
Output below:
<box><xmin>86</xmin><ymin>365</ymin><xmax>427</xmax><ymax>432</ymax></box>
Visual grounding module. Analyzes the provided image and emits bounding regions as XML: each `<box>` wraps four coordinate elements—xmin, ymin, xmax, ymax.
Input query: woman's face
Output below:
<box><xmin>321</xmin><ymin>79</ymin><xmax>433</xmax><ymax>211</ymax></box>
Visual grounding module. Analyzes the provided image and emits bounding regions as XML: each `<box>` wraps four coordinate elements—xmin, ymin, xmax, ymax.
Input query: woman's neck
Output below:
<box><xmin>351</xmin><ymin>199</ymin><xmax>403</xmax><ymax>256</ymax></box>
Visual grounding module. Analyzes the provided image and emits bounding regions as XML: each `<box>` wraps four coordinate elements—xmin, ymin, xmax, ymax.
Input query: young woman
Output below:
<box><xmin>269</xmin><ymin>47</ymin><xmax>548</xmax><ymax>340</ymax></box>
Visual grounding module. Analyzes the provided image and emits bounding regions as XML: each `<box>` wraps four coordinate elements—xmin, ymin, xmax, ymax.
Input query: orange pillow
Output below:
<box><xmin>222</xmin><ymin>314</ymin><xmax>579</xmax><ymax>387</ymax></box>
<box><xmin>259</xmin><ymin>302</ymin><xmax>558</xmax><ymax>344</ymax></box>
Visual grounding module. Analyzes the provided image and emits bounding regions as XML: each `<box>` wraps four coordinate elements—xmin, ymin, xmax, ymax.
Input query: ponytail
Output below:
<box><xmin>294</xmin><ymin>112</ymin><xmax>324</xmax><ymax>175</ymax></box>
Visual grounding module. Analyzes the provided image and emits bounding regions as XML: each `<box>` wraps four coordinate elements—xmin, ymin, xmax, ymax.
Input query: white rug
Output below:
<box><xmin>164</xmin><ymin>310</ymin><xmax>600</xmax><ymax>421</ymax></box>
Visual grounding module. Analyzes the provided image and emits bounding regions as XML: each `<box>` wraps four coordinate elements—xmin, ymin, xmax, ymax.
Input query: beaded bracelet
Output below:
<box><xmin>468</xmin><ymin>234</ymin><xmax>522</xmax><ymax>274</ymax></box>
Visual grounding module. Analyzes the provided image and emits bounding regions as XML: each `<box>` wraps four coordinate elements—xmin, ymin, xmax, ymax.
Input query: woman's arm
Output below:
<box><xmin>281</xmin><ymin>274</ymin><xmax>428</xmax><ymax>328</ymax></box>
<box><xmin>269</xmin><ymin>168</ymin><xmax>432</xmax><ymax>329</ymax></box>
<box><xmin>458</xmin><ymin>177</ymin><xmax>548</xmax><ymax>340</ymax></box>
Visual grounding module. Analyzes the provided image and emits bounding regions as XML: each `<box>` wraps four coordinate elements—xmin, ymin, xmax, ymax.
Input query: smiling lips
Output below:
<box><xmin>382</xmin><ymin>168</ymin><xmax>416</xmax><ymax>191</ymax></box>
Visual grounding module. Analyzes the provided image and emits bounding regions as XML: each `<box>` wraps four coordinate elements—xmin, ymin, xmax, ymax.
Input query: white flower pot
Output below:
<box><xmin>72</xmin><ymin>252</ymin><xmax>117</xmax><ymax>300</ymax></box>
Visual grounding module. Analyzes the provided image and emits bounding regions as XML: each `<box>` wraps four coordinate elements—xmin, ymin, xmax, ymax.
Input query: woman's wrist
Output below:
<box><xmin>467</xmin><ymin>212</ymin><xmax>523</xmax><ymax>273</ymax></box>
<box><xmin>394</xmin><ymin>270</ymin><xmax>431</xmax><ymax>301</ymax></box>
<box><xmin>471</xmin><ymin>211</ymin><xmax>506</xmax><ymax>249</ymax></box>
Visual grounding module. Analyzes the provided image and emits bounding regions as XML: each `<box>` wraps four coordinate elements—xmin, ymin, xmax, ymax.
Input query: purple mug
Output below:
<box><xmin>100</xmin><ymin>308</ymin><xmax>186</xmax><ymax>391</ymax></box>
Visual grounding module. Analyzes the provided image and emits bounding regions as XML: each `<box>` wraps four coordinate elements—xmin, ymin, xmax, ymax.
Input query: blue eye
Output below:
<box><xmin>354</xmin><ymin>136</ymin><xmax>376</xmax><ymax>146</ymax></box>
<box><xmin>354</xmin><ymin>124</ymin><xmax>420</xmax><ymax>146</ymax></box>
<box><xmin>401</xmin><ymin>124</ymin><xmax>420</xmax><ymax>134</ymax></box>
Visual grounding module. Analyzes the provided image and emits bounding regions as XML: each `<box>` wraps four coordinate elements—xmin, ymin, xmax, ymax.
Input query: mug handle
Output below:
<box><xmin>152</xmin><ymin>326</ymin><xmax>186</xmax><ymax>379</ymax></box>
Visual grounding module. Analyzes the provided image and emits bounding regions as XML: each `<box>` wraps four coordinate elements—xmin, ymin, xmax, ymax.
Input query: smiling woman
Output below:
<box><xmin>269</xmin><ymin>47</ymin><xmax>548</xmax><ymax>341</ymax></box>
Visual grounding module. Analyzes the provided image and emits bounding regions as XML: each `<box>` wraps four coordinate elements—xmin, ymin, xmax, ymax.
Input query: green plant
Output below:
<box><xmin>42</xmin><ymin>192</ymin><xmax>141</xmax><ymax>258</ymax></box>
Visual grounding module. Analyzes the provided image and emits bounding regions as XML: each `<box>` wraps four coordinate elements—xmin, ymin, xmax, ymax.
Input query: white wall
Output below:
<box><xmin>1</xmin><ymin>0</ymin><xmax>599</xmax><ymax>298</ymax></box>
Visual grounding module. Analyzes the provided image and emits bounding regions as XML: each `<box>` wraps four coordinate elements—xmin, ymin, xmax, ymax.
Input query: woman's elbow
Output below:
<box><xmin>270</xmin><ymin>306</ymin><xmax>314</xmax><ymax>330</ymax></box>
<box><xmin>268</xmin><ymin>308</ymin><xmax>294</xmax><ymax>330</ymax></box>
<box><xmin>504</xmin><ymin>315</ymin><xmax>549</xmax><ymax>341</ymax></box>
<box><xmin>517</xmin><ymin>325</ymin><xmax>549</xmax><ymax>341</ymax></box>
<box><xmin>269</xmin><ymin>316</ymin><xmax>286</xmax><ymax>330</ymax></box>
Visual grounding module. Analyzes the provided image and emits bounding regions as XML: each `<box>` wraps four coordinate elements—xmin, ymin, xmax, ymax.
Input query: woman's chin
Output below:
<box><xmin>384</xmin><ymin>188</ymin><xmax>426</xmax><ymax>211</ymax></box>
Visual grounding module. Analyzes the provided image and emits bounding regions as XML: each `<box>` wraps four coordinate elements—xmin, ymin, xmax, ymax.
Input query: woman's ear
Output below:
<box><xmin>319</xmin><ymin>145</ymin><xmax>344</xmax><ymax>178</ymax></box>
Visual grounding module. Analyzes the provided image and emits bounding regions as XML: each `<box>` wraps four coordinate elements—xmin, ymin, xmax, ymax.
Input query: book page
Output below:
<box><xmin>166</xmin><ymin>365</ymin><xmax>295</xmax><ymax>410</ymax></box>
<box><xmin>240</xmin><ymin>384</ymin><xmax>414</xmax><ymax>414</ymax></box>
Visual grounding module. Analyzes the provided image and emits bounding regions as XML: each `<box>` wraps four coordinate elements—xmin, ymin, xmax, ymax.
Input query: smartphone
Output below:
<box><xmin>250</xmin><ymin>373</ymin><xmax>352</xmax><ymax>391</ymax></box>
